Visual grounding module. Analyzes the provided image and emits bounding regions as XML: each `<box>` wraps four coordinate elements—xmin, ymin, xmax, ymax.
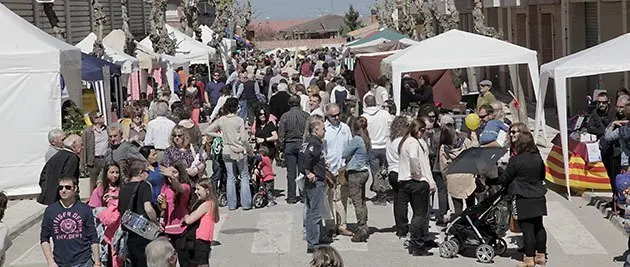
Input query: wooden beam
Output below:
<box><xmin>32</xmin><ymin>0</ymin><xmax>41</xmax><ymax>28</ymax></box>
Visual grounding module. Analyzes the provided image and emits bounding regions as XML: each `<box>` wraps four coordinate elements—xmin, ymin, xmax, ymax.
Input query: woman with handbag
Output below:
<box><xmin>488</xmin><ymin>131</ymin><xmax>547</xmax><ymax>267</ymax></box>
<box><xmin>206</xmin><ymin>97</ymin><xmax>254</xmax><ymax>210</ymax></box>
<box><xmin>118</xmin><ymin>159</ymin><xmax>159</xmax><ymax>267</ymax></box>
<box><xmin>439</xmin><ymin>123</ymin><xmax>479</xmax><ymax>219</ymax></box>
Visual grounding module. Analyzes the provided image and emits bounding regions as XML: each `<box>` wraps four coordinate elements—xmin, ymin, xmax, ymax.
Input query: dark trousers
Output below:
<box><xmin>369</xmin><ymin>149</ymin><xmax>389</xmax><ymax>194</ymax></box>
<box><xmin>88</xmin><ymin>157</ymin><xmax>105</xmax><ymax>191</ymax></box>
<box><xmin>264</xmin><ymin>180</ymin><xmax>275</xmax><ymax>202</ymax></box>
<box><xmin>126</xmin><ymin>237</ymin><xmax>150</xmax><ymax>267</ymax></box>
<box><xmin>432</xmin><ymin>172</ymin><xmax>448</xmax><ymax>221</ymax></box>
<box><xmin>284</xmin><ymin>142</ymin><xmax>301</xmax><ymax>200</ymax></box>
<box><xmin>211</xmin><ymin>154</ymin><xmax>226</xmax><ymax>184</ymax></box>
<box><xmin>305</xmin><ymin>180</ymin><xmax>326</xmax><ymax>250</ymax></box>
<box><xmin>452</xmin><ymin>195</ymin><xmax>476</xmax><ymax>219</ymax></box>
<box><xmin>348</xmin><ymin>170</ymin><xmax>369</xmax><ymax>229</ymax></box>
<box><xmin>389</xmin><ymin>172</ymin><xmax>408</xmax><ymax>236</ymax></box>
<box><xmin>399</xmin><ymin>180</ymin><xmax>430</xmax><ymax>248</ymax></box>
<box><xmin>518</xmin><ymin>216</ymin><xmax>547</xmax><ymax>257</ymax></box>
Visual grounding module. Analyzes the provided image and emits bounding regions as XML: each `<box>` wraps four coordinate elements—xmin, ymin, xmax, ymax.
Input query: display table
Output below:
<box><xmin>545</xmin><ymin>134</ymin><xmax>611</xmax><ymax>190</ymax></box>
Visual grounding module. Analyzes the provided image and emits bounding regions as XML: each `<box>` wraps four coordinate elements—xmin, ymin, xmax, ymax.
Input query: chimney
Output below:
<box><xmin>370</xmin><ymin>9</ymin><xmax>378</xmax><ymax>24</ymax></box>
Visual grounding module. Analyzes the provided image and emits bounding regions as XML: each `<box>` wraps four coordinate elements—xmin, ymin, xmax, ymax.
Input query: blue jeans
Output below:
<box><xmin>238</xmin><ymin>100</ymin><xmax>248</xmax><ymax>121</ymax></box>
<box><xmin>284</xmin><ymin>142</ymin><xmax>301</xmax><ymax>200</ymax></box>
<box><xmin>70</xmin><ymin>259</ymin><xmax>93</xmax><ymax>267</ymax></box>
<box><xmin>304</xmin><ymin>179</ymin><xmax>326</xmax><ymax>250</ymax></box>
<box><xmin>224</xmin><ymin>156</ymin><xmax>252</xmax><ymax>209</ymax></box>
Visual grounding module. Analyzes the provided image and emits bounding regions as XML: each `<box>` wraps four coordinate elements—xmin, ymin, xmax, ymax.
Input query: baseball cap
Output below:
<box><xmin>479</xmin><ymin>80</ymin><xmax>492</xmax><ymax>87</ymax></box>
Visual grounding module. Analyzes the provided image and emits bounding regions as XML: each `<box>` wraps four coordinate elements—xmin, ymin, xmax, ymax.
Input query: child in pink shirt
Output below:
<box><xmin>255</xmin><ymin>146</ymin><xmax>276</xmax><ymax>207</ymax></box>
<box><xmin>158</xmin><ymin>163</ymin><xmax>192</xmax><ymax>237</ymax></box>
<box><xmin>184</xmin><ymin>179</ymin><xmax>220</xmax><ymax>267</ymax></box>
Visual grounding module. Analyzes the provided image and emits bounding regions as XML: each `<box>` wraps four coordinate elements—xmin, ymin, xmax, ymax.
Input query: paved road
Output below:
<box><xmin>6</xmin><ymin>165</ymin><xmax>627</xmax><ymax>267</ymax></box>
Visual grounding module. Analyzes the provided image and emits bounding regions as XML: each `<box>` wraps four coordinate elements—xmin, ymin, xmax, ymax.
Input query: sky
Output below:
<box><xmin>249</xmin><ymin>0</ymin><xmax>374</xmax><ymax>20</ymax></box>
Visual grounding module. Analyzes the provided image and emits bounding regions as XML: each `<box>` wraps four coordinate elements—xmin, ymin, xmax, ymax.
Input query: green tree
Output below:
<box><xmin>344</xmin><ymin>5</ymin><xmax>363</xmax><ymax>33</ymax></box>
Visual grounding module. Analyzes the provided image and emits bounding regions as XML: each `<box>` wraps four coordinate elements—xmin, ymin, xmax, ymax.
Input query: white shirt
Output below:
<box><xmin>386</xmin><ymin>137</ymin><xmax>402</xmax><ymax>173</ymax></box>
<box><xmin>398</xmin><ymin>137</ymin><xmax>436</xmax><ymax>189</ymax></box>
<box><xmin>210</xmin><ymin>95</ymin><xmax>229</xmax><ymax>122</ymax></box>
<box><xmin>144</xmin><ymin>116</ymin><xmax>176</xmax><ymax>149</ymax></box>
<box><xmin>299</xmin><ymin>94</ymin><xmax>310</xmax><ymax>113</ymax></box>
<box><xmin>324</xmin><ymin>121</ymin><xmax>352</xmax><ymax>176</ymax></box>
<box><xmin>94</xmin><ymin>126</ymin><xmax>109</xmax><ymax>156</ymax></box>
<box><xmin>310</xmin><ymin>107</ymin><xmax>325</xmax><ymax>117</ymax></box>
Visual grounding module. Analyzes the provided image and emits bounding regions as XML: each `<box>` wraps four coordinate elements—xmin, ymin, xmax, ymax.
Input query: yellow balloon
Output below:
<box><xmin>465</xmin><ymin>113</ymin><xmax>481</xmax><ymax>130</ymax></box>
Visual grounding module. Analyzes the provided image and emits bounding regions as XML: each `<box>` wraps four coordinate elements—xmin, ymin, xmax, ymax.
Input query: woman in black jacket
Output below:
<box><xmin>490</xmin><ymin>131</ymin><xmax>547</xmax><ymax>267</ymax></box>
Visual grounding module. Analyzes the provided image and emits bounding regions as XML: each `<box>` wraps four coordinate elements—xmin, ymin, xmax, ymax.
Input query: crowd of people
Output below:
<box><xmin>33</xmin><ymin>47</ymin><xmax>552</xmax><ymax>267</ymax></box>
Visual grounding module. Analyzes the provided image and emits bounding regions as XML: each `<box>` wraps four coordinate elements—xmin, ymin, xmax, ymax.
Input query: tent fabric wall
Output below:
<box><xmin>139</xmin><ymin>24</ymin><xmax>216</xmax><ymax>66</ymax></box>
<box><xmin>354</xmin><ymin>51</ymin><xmax>399</xmax><ymax>98</ymax></box>
<box><xmin>0</xmin><ymin>3</ymin><xmax>82</xmax><ymax>196</ymax></box>
<box><xmin>104</xmin><ymin>29</ymin><xmax>160</xmax><ymax>70</ymax></box>
<box><xmin>534</xmin><ymin>33</ymin><xmax>630</xmax><ymax>198</ymax></box>
<box><xmin>81</xmin><ymin>52</ymin><xmax>122</xmax><ymax>81</ymax></box>
<box><xmin>389</xmin><ymin>29</ymin><xmax>541</xmax><ymax>116</ymax></box>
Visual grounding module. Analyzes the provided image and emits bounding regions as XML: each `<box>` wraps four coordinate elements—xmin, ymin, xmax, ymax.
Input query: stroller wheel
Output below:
<box><xmin>218</xmin><ymin>193</ymin><xmax>228</xmax><ymax>207</ymax></box>
<box><xmin>448</xmin><ymin>236</ymin><xmax>463</xmax><ymax>253</ymax></box>
<box><xmin>253</xmin><ymin>193</ymin><xmax>267</xmax><ymax>208</ymax></box>
<box><xmin>439</xmin><ymin>241</ymin><xmax>454</xmax><ymax>258</ymax></box>
<box><xmin>475</xmin><ymin>244</ymin><xmax>495</xmax><ymax>263</ymax></box>
<box><xmin>491</xmin><ymin>238</ymin><xmax>507</xmax><ymax>256</ymax></box>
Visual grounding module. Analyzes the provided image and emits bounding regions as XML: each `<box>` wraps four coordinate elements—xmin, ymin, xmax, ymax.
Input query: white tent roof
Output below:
<box><xmin>104</xmin><ymin>29</ymin><xmax>160</xmax><ymax>69</ymax></box>
<box><xmin>398</xmin><ymin>38</ymin><xmax>420</xmax><ymax>45</ymax></box>
<box><xmin>140</xmin><ymin>24</ymin><xmax>216</xmax><ymax>65</ymax></box>
<box><xmin>390</xmin><ymin>29</ymin><xmax>541</xmax><ymax>115</ymax></box>
<box><xmin>539</xmin><ymin>33</ymin><xmax>630</xmax><ymax>79</ymax></box>
<box><xmin>0</xmin><ymin>3</ymin><xmax>81</xmax><ymax>73</ymax></box>
<box><xmin>199</xmin><ymin>25</ymin><xmax>214</xmax><ymax>46</ymax></box>
<box><xmin>76</xmin><ymin>32</ymin><xmax>140</xmax><ymax>73</ymax></box>
<box><xmin>534</xmin><ymin>33</ymin><xmax>630</xmax><ymax>198</ymax></box>
<box><xmin>0</xmin><ymin>3</ymin><xmax>82</xmax><ymax>195</ymax></box>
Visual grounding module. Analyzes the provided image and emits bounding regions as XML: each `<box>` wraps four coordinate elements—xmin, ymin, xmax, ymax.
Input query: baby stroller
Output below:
<box><xmin>250</xmin><ymin>154</ymin><xmax>272</xmax><ymax>208</ymax></box>
<box><xmin>439</xmin><ymin>186</ymin><xmax>511</xmax><ymax>263</ymax></box>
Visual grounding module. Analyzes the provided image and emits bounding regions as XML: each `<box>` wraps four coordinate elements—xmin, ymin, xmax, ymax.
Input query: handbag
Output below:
<box><xmin>509</xmin><ymin>216</ymin><xmax>521</xmax><ymax>233</ymax></box>
<box><xmin>121</xmin><ymin>182</ymin><xmax>162</xmax><ymax>240</ymax></box>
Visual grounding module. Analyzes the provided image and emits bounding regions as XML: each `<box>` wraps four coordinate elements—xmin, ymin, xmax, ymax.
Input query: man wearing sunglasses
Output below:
<box><xmin>475</xmin><ymin>80</ymin><xmax>496</xmax><ymax>113</ymax></box>
<box><xmin>40</xmin><ymin>177</ymin><xmax>101</xmax><ymax>267</ymax></box>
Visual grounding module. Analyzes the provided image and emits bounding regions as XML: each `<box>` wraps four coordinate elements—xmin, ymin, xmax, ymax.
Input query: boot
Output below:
<box><xmin>338</xmin><ymin>228</ymin><xmax>354</xmax><ymax>237</ymax></box>
<box><xmin>534</xmin><ymin>253</ymin><xmax>547</xmax><ymax>266</ymax></box>
<box><xmin>517</xmin><ymin>256</ymin><xmax>535</xmax><ymax>267</ymax></box>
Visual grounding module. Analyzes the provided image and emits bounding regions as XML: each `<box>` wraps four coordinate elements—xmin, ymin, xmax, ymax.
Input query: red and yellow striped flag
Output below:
<box><xmin>545</xmin><ymin>145</ymin><xmax>611</xmax><ymax>190</ymax></box>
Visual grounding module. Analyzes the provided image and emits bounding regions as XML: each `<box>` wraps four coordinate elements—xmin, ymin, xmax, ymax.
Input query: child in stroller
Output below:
<box><xmin>439</xmin><ymin>185</ymin><xmax>511</xmax><ymax>263</ymax></box>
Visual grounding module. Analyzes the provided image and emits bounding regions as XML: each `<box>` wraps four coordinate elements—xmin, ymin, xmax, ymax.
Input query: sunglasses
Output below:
<box><xmin>58</xmin><ymin>185</ymin><xmax>73</xmax><ymax>191</ymax></box>
<box><xmin>328</xmin><ymin>113</ymin><xmax>340</xmax><ymax>118</ymax></box>
<box><xmin>172</xmin><ymin>134</ymin><xmax>184</xmax><ymax>138</ymax></box>
<box><xmin>478</xmin><ymin>114</ymin><xmax>488</xmax><ymax>119</ymax></box>
<box><xmin>509</xmin><ymin>130</ymin><xmax>519</xmax><ymax>135</ymax></box>
<box><xmin>597</xmin><ymin>100</ymin><xmax>609</xmax><ymax>105</ymax></box>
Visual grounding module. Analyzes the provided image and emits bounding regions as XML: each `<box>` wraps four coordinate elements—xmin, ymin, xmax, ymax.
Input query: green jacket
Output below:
<box><xmin>476</xmin><ymin>91</ymin><xmax>497</xmax><ymax>112</ymax></box>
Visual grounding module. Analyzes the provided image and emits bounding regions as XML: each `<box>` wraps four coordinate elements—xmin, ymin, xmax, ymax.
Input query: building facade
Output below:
<box><xmin>1</xmin><ymin>0</ymin><xmax>151</xmax><ymax>45</ymax></box>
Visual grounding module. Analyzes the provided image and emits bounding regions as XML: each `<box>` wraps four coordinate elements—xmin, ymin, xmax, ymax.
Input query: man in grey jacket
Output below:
<box><xmin>105</xmin><ymin>125</ymin><xmax>147</xmax><ymax>178</ymax></box>
<box><xmin>81</xmin><ymin>111</ymin><xmax>108</xmax><ymax>190</ymax></box>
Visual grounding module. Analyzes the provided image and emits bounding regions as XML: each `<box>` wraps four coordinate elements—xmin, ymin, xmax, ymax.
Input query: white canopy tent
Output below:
<box><xmin>389</xmin><ymin>30</ymin><xmax>542</xmax><ymax>118</ymax></box>
<box><xmin>534</xmin><ymin>33</ymin><xmax>630</xmax><ymax>198</ymax></box>
<box><xmin>76</xmin><ymin>32</ymin><xmax>140</xmax><ymax>73</ymax></box>
<box><xmin>104</xmin><ymin>29</ymin><xmax>160</xmax><ymax>69</ymax></box>
<box><xmin>0</xmin><ymin>3</ymin><xmax>82</xmax><ymax>195</ymax></box>
<box><xmin>140</xmin><ymin>24</ymin><xmax>216</xmax><ymax>66</ymax></box>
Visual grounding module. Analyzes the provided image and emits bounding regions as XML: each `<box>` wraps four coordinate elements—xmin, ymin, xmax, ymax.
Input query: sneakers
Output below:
<box><xmin>267</xmin><ymin>201</ymin><xmax>277</xmax><ymax>207</ymax></box>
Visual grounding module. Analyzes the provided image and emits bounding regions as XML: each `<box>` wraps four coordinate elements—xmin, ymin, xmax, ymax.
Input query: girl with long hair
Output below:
<box><xmin>158</xmin><ymin>161</ymin><xmax>194</xmax><ymax>266</ymax></box>
<box><xmin>182</xmin><ymin>178</ymin><xmax>221</xmax><ymax>267</ymax></box>
<box><xmin>88</xmin><ymin>162</ymin><xmax>124</xmax><ymax>267</ymax></box>
<box><xmin>386</xmin><ymin>116</ymin><xmax>411</xmax><ymax>237</ymax></box>
<box><xmin>397</xmin><ymin>118</ymin><xmax>437</xmax><ymax>256</ymax></box>
<box><xmin>342</xmin><ymin>117</ymin><xmax>371</xmax><ymax>242</ymax></box>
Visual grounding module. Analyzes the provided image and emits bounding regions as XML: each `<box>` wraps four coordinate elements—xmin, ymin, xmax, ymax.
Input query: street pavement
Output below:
<box><xmin>5</xmin><ymin>164</ymin><xmax>628</xmax><ymax>267</ymax></box>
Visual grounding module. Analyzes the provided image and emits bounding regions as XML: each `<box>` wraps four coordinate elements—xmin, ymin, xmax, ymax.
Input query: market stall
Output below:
<box><xmin>0</xmin><ymin>3</ymin><xmax>82</xmax><ymax>196</ymax></box>
<box><xmin>389</xmin><ymin>29</ymin><xmax>542</xmax><ymax>116</ymax></box>
<box><xmin>535</xmin><ymin>32</ymin><xmax>630</xmax><ymax>197</ymax></box>
<box><xmin>81</xmin><ymin>53</ymin><xmax>122</xmax><ymax>122</ymax></box>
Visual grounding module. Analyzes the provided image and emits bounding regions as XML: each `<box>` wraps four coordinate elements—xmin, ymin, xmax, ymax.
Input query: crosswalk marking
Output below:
<box><xmin>251</xmin><ymin>211</ymin><xmax>293</xmax><ymax>254</ymax></box>
<box><xmin>545</xmin><ymin>201</ymin><xmax>607</xmax><ymax>255</ymax></box>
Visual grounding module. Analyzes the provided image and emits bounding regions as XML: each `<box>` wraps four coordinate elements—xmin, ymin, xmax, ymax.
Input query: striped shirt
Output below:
<box><xmin>278</xmin><ymin>107</ymin><xmax>309</xmax><ymax>148</ymax></box>
<box><xmin>344</xmin><ymin>58</ymin><xmax>355</xmax><ymax>71</ymax></box>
